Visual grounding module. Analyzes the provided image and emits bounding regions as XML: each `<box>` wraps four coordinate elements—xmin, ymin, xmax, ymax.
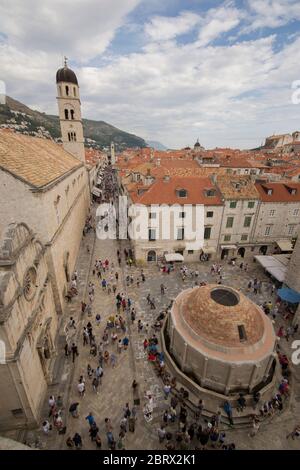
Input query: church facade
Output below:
<box><xmin>0</xmin><ymin>61</ymin><xmax>91</xmax><ymax>430</ymax></box>
<box><xmin>0</xmin><ymin>223</ymin><xmax>58</xmax><ymax>430</ymax></box>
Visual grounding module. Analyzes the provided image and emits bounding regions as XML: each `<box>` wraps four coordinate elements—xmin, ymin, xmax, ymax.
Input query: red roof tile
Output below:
<box><xmin>255</xmin><ymin>182</ymin><xmax>300</xmax><ymax>202</ymax></box>
<box><xmin>129</xmin><ymin>176</ymin><xmax>223</xmax><ymax>206</ymax></box>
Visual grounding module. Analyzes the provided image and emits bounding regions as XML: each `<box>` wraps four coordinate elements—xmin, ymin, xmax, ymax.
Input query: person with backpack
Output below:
<box><xmin>92</xmin><ymin>376</ymin><xmax>99</xmax><ymax>394</ymax></box>
<box><xmin>69</xmin><ymin>402</ymin><xmax>79</xmax><ymax>418</ymax></box>
<box><xmin>95</xmin><ymin>366</ymin><xmax>103</xmax><ymax>383</ymax></box>
<box><xmin>85</xmin><ymin>412</ymin><xmax>95</xmax><ymax>427</ymax></box>
<box><xmin>223</xmin><ymin>401</ymin><xmax>234</xmax><ymax>426</ymax></box>
<box><xmin>89</xmin><ymin>423</ymin><xmax>99</xmax><ymax>441</ymax></box>
<box><xmin>95</xmin><ymin>434</ymin><xmax>102</xmax><ymax>449</ymax></box>
<box><xmin>72</xmin><ymin>433</ymin><xmax>82</xmax><ymax>449</ymax></box>
<box><xmin>123</xmin><ymin>403</ymin><xmax>131</xmax><ymax>418</ymax></box>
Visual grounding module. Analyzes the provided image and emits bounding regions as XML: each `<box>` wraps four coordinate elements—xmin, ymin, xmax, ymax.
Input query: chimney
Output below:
<box><xmin>156</xmin><ymin>158</ymin><xmax>161</xmax><ymax>166</ymax></box>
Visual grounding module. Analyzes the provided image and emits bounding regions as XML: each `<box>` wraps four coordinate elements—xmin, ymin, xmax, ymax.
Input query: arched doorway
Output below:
<box><xmin>238</xmin><ymin>247</ymin><xmax>245</xmax><ymax>258</ymax></box>
<box><xmin>221</xmin><ymin>248</ymin><xmax>229</xmax><ymax>260</ymax></box>
<box><xmin>259</xmin><ymin>245</ymin><xmax>268</xmax><ymax>255</ymax></box>
<box><xmin>147</xmin><ymin>250</ymin><xmax>156</xmax><ymax>262</ymax></box>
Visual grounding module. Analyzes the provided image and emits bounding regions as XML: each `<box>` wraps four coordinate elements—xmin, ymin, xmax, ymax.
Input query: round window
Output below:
<box><xmin>23</xmin><ymin>267</ymin><xmax>37</xmax><ymax>301</ymax></box>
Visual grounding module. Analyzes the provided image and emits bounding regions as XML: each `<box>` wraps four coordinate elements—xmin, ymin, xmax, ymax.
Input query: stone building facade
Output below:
<box><xmin>0</xmin><ymin>223</ymin><xmax>58</xmax><ymax>430</ymax></box>
<box><xmin>0</xmin><ymin>130</ymin><xmax>90</xmax><ymax>314</ymax></box>
<box><xmin>253</xmin><ymin>182</ymin><xmax>300</xmax><ymax>255</ymax></box>
<box><xmin>216</xmin><ymin>176</ymin><xmax>259</xmax><ymax>259</ymax></box>
<box><xmin>127</xmin><ymin>176</ymin><xmax>223</xmax><ymax>263</ymax></box>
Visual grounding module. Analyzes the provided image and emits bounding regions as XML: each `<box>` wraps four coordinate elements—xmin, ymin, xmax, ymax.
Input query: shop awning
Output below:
<box><xmin>164</xmin><ymin>253</ymin><xmax>184</xmax><ymax>262</ymax></box>
<box><xmin>92</xmin><ymin>187</ymin><xmax>101</xmax><ymax>197</ymax></box>
<box><xmin>255</xmin><ymin>254</ymin><xmax>290</xmax><ymax>282</ymax></box>
<box><xmin>221</xmin><ymin>245</ymin><xmax>237</xmax><ymax>250</ymax></box>
<box><xmin>277</xmin><ymin>287</ymin><xmax>300</xmax><ymax>304</ymax></box>
<box><xmin>202</xmin><ymin>247</ymin><xmax>216</xmax><ymax>254</ymax></box>
<box><xmin>276</xmin><ymin>240</ymin><xmax>293</xmax><ymax>252</ymax></box>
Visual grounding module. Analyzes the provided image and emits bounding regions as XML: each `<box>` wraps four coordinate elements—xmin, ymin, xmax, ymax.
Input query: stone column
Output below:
<box><xmin>249</xmin><ymin>364</ymin><xmax>261</xmax><ymax>392</ymax></box>
<box><xmin>200</xmin><ymin>357</ymin><xmax>208</xmax><ymax>387</ymax></box>
<box><xmin>225</xmin><ymin>365</ymin><xmax>235</xmax><ymax>395</ymax></box>
<box><xmin>263</xmin><ymin>353</ymin><xmax>276</xmax><ymax>381</ymax></box>
<box><xmin>182</xmin><ymin>342</ymin><xmax>188</xmax><ymax>371</ymax></box>
<box><xmin>170</xmin><ymin>325</ymin><xmax>175</xmax><ymax>353</ymax></box>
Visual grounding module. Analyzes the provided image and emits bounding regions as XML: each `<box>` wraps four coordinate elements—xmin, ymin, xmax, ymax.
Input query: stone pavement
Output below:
<box><xmin>15</xmin><ymin>232</ymin><xmax>300</xmax><ymax>451</ymax></box>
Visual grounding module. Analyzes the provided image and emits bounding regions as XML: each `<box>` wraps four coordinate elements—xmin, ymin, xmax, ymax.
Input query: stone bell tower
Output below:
<box><xmin>56</xmin><ymin>57</ymin><xmax>85</xmax><ymax>162</ymax></box>
<box><xmin>110</xmin><ymin>141</ymin><xmax>116</xmax><ymax>165</ymax></box>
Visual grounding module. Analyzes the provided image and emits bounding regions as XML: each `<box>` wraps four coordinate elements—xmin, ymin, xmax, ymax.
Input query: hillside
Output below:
<box><xmin>146</xmin><ymin>140</ymin><xmax>167</xmax><ymax>150</ymax></box>
<box><xmin>0</xmin><ymin>96</ymin><xmax>147</xmax><ymax>150</ymax></box>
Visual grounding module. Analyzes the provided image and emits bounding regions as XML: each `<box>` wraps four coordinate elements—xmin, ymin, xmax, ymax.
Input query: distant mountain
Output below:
<box><xmin>146</xmin><ymin>140</ymin><xmax>167</xmax><ymax>150</ymax></box>
<box><xmin>0</xmin><ymin>96</ymin><xmax>147</xmax><ymax>150</ymax></box>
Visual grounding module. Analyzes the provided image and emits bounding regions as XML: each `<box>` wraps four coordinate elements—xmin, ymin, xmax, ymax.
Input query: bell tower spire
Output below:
<box><xmin>56</xmin><ymin>60</ymin><xmax>85</xmax><ymax>163</ymax></box>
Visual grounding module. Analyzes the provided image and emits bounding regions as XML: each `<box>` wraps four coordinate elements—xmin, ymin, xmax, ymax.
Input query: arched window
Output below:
<box><xmin>70</xmin><ymin>109</ymin><xmax>75</xmax><ymax>120</ymax></box>
<box><xmin>65</xmin><ymin>85</ymin><xmax>69</xmax><ymax>96</ymax></box>
<box><xmin>147</xmin><ymin>250</ymin><xmax>156</xmax><ymax>262</ymax></box>
<box><xmin>73</xmin><ymin>87</ymin><xmax>76</xmax><ymax>97</ymax></box>
<box><xmin>68</xmin><ymin>132</ymin><xmax>71</xmax><ymax>142</ymax></box>
<box><xmin>64</xmin><ymin>109</ymin><xmax>69</xmax><ymax>120</ymax></box>
<box><xmin>73</xmin><ymin>132</ymin><xmax>76</xmax><ymax>141</ymax></box>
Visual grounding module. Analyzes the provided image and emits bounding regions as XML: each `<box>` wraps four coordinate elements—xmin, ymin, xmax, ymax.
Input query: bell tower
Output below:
<box><xmin>56</xmin><ymin>57</ymin><xmax>85</xmax><ymax>163</ymax></box>
<box><xmin>110</xmin><ymin>141</ymin><xmax>116</xmax><ymax>164</ymax></box>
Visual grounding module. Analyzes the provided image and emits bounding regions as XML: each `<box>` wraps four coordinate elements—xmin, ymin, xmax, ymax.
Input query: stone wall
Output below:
<box><xmin>0</xmin><ymin>223</ymin><xmax>58</xmax><ymax>430</ymax></box>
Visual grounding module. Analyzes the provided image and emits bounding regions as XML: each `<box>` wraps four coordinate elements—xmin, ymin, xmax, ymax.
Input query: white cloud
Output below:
<box><xmin>246</xmin><ymin>0</ymin><xmax>300</xmax><ymax>31</ymax></box>
<box><xmin>1</xmin><ymin>1</ymin><xmax>300</xmax><ymax>149</ymax></box>
<box><xmin>0</xmin><ymin>0</ymin><xmax>140</xmax><ymax>62</ymax></box>
<box><xmin>78</xmin><ymin>35</ymin><xmax>282</xmax><ymax>147</ymax></box>
<box><xmin>144</xmin><ymin>4</ymin><xmax>242</xmax><ymax>46</ymax></box>
<box><xmin>197</xmin><ymin>4</ymin><xmax>242</xmax><ymax>46</ymax></box>
<box><xmin>144</xmin><ymin>11</ymin><xmax>201</xmax><ymax>41</ymax></box>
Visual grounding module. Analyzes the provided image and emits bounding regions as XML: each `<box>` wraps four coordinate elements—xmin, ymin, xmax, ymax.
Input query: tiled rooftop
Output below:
<box><xmin>216</xmin><ymin>175</ymin><xmax>259</xmax><ymax>200</ymax></box>
<box><xmin>129</xmin><ymin>176</ymin><xmax>223</xmax><ymax>205</ymax></box>
<box><xmin>0</xmin><ymin>130</ymin><xmax>82</xmax><ymax>188</ymax></box>
<box><xmin>255</xmin><ymin>181</ymin><xmax>300</xmax><ymax>202</ymax></box>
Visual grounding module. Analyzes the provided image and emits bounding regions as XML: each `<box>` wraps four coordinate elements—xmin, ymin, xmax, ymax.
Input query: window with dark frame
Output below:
<box><xmin>204</xmin><ymin>226</ymin><xmax>211</xmax><ymax>239</ymax></box>
<box><xmin>177</xmin><ymin>227</ymin><xmax>184</xmax><ymax>240</ymax></box>
<box><xmin>226</xmin><ymin>216</ymin><xmax>234</xmax><ymax>228</ymax></box>
<box><xmin>148</xmin><ymin>228</ymin><xmax>156</xmax><ymax>241</ymax></box>
<box><xmin>244</xmin><ymin>216</ymin><xmax>252</xmax><ymax>227</ymax></box>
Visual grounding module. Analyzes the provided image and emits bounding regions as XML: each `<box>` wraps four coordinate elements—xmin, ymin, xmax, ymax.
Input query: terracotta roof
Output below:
<box><xmin>216</xmin><ymin>175</ymin><xmax>259</xmax><ymax>200</ymax></box>
<box><xmin>180</xmin><ymin>284</ymin><xmax>265</xmax><ymax>348</ymax></box>
<box><xmin>0</xmin><ymin>131</ymin><xmax>82</xmax><ymax>188</ymax></box>
<box><xmin>85</xmin><ymin>148</ymin><xmax>103</xmax><ymax>167</ymax></box>
<box><xmin>130</xmin><ymin>176</ymin><xmax>223</xmax><ymax>205</ymax></box>
<box><xmin>255</xmin><ymin>182</ymin><xmax>300</xmax><ymax>202</ymax></box>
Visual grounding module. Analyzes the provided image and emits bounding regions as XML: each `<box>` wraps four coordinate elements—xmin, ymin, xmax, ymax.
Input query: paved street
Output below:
<box><xmin>15</xmin><ymin>225</ymin><xmax>300</xmax><ymax>451</ymax></box>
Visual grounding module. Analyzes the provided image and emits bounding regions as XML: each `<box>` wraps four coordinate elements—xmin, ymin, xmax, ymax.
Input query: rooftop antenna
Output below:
<box><xmin>64</xmin><ymin>56</ymin><xmax>68</xmax><ymax>67</ymax></box>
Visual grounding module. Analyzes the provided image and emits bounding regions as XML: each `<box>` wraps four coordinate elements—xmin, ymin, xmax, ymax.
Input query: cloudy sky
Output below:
<box><xmin>1</xmin><ymin>0</ymin><xmax>300</xmax><ymax>149</ymax></box>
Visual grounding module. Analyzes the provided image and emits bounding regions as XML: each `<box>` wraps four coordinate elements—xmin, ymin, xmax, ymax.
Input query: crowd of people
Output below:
<box><xmin>37</xmin><ymin>165</ymin><xmax>300</xmax><ymax>451</ymax></box>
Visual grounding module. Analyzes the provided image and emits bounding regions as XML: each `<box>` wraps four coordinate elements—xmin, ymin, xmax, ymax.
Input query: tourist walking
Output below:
<box><xmin>71</xmin><ymin>343</ymin><xmax>79</xmax><ymax>363</ymax></box>
<box><xmin>223</xmin><ymin>401</ymin><xmax>234</xmax><ymax>426</ymax></box>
